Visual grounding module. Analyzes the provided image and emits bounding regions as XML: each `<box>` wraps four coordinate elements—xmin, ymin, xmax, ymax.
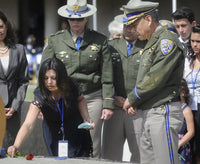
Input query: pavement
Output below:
<box><xmin>0</xmin><ymin>156</ymin><xmax>134</xmax><ymax>164</ymax></box>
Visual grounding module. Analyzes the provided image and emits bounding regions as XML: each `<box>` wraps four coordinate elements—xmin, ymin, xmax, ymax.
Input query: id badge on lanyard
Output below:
<box><xmin>52</xmin><ymin>95</ymin><xmax>68</xmax><ymax>157</ymax></box>
<box><xmin>58</xmin><ymin>140</ymin><xmax>68</xmax><ymax>157</ymax></box>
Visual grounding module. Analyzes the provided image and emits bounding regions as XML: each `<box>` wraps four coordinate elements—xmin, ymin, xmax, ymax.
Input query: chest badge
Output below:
<box><xmin>148</xmin><ymin>45</ymin><xmax>155</xmax><ymax>54</ymax></box>
<box><xmin>59</xmin><ymin>51</ymin><xmax>67</xmax><ymax>55</ymax></box>
<box><xmin>139</xmin><ymin>49</ymin><xmax>144</xmax><ymax>55</ymax></box>
<box><xmin>90</xmin><ymin>44</ymin><xmax>99</xmax><ymax>51</ymax></box>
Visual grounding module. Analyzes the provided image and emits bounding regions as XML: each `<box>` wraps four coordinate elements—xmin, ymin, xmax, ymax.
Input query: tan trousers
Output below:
<box><xmin>84</xmin><ymin>90</ymin><xmax>103</xmax><ymax>158</ymax></box>
<box><xmin>140</xmin><ymin>102</ymin><xmax>184</xmax><ymax>164</ymax></box>
<box><xmin>102</xmin><ymin>108</ymin><xmax>143</xmax><ymax>163</ymax></box>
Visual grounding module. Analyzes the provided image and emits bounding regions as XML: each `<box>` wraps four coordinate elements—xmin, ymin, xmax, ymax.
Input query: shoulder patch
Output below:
<box><xmin>160</xmin><ymin>39</ymin><xmax>174</xmax><ymax>55</ymax></box>
<box><xmin>43</xmin><ymin>38</ymin><xmax>49</xmax><ymax>51</ymax></box>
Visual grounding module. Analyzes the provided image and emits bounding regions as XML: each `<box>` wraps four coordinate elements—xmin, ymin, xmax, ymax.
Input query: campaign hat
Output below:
<box><xmin>58</xmin><ymin>0</ymin><xmax>97</xmax><ymax>18</ymax></box>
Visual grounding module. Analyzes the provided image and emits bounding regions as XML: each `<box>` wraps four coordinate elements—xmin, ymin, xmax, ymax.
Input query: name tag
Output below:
<box><xmin>58</xmin><ymin>140</ymin><xmax>68</xmax><ymax>157</ymax></box>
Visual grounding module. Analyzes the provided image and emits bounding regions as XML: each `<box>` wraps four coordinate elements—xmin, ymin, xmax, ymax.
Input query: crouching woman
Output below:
<box><xmin>7</xmin><ymin>57</ymin><xmax>94</xmax><ymax>157</ymax></box>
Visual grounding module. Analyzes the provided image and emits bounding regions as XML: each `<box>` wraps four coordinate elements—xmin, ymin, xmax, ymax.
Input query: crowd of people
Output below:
<box><xmin>0</xmin><ymin>0</ymin><xmax>200</xmax><ymax>164</ymax></box>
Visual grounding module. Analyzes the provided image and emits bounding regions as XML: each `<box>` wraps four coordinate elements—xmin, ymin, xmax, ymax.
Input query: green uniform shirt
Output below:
<box><xmin>109</xmin><ymin>36</ymin><xmax>146</xmax><ymax>98</ymax></box>
<box><xmin>128</xmin><ymin>26</ymin><xmax>185</xmax><ymax>110</ymax></box>
<box><xmin>41</xmin><ymin>29</ymin><xmax>114</xmax><ymax>109</ymax></box>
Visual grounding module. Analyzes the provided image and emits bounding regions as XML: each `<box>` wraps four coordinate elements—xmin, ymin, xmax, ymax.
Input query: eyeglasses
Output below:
<box><xmin>68</xmin><ymin>18</ymin><xmax>85</xmax><ymax>22</ymax></box>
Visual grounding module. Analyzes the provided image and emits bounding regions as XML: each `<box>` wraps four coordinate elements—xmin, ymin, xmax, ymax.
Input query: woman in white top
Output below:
<box><xmin>184</xmin><ymin>25</ymin><xmax>200</xmax><ymax>164</ymax></box>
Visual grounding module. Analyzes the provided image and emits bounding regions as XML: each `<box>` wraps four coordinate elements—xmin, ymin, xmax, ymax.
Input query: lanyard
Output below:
<box><xmin>51</xmin><ymin>95</ymin><xmax>65</xmax><ymax>140</ymax></box>
<box><xmin>191</xmin><ymin>67</ymin><xmax>200</xmax><ymax>95</ymax></box>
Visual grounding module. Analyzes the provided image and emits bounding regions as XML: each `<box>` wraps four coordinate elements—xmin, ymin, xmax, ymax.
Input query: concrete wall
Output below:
<box><xmin>19</xmin><ymin>101</ymin><xmax>49</xmax><ymax>156</ymax></box>
<box><xmin>1</xmin><ymin>157</ymin><xmax>134</xmax><ymax>164</ymax></box>
<box><xmin>44</xmin><ymin>0</ymin><xmax>60</xmax><ymax>38</ymax></box>
<box><xmin>3</xmin><ymin>101</ymin><xmax>48</xmax><ymax>156</ymax></box>
<box><xmin>96</xmin><ymin>0</ymin><xmax>128</xmax><ymax>36</ymax></box>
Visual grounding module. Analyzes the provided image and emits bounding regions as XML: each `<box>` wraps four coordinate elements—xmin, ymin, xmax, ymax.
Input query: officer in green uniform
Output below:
<box><xmin>41</xmin><ymin>0</ymin><xmax>114</xmax><ymax>158</ymax></box>
<box><xmin>122</xmin><ymin>0</ymin><xmax>185</xmax><ymax>163</ymax></box>
<box><xmin>103</xmin><ymin>14</ymin><xmax>146</xmax><ymax>163</ymax></box>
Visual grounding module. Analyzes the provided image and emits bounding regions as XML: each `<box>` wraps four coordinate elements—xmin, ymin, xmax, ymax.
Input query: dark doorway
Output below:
<box><xmin>18</xmin><ymin>0</ymin><xmax>44</xmax><ymax>47</ymax></box>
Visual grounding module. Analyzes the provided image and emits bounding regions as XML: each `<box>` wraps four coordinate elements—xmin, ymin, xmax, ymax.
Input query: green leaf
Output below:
<box><xmin>14</xmin><ymin>152</ymin><xmax>25</xmax><ymax>158</ymax></box>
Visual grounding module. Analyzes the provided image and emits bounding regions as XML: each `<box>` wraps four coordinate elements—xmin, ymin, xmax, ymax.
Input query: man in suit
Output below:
<box><xmin>172</xmin><ymin>7</ymin><xmax>196</xmax><ymax>57</ymax></box>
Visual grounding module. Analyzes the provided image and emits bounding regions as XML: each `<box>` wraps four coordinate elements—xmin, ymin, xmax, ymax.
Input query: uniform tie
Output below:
<box><xmin>127</xmin><ymin>43</ymin><xmax>133</xmax><ymax>56</ymax></box>
<box><xmin>76</xmin><ymin>36</ymin><xmax>82</xmax><ymax>50</ymax></box>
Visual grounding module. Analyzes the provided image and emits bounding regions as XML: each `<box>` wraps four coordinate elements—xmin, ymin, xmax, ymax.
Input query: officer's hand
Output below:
<box><xmin>123</xmin><ymin>98</ymin><xmax>132</xmax><ymax>112</ymax></box>
<box><xmin>114</xmin><ymin>96</ymin><xmax>125</xmax><ymax>108</ymax></box>
<box><xmin>127</xmin><ymin>106</ymin><xmax>137</xmax><ymax>116</ymax></box>
<box><xmin>101</xmin><ymin>109</ymin><xmax>114</xmax><ymax>120</ymax></box>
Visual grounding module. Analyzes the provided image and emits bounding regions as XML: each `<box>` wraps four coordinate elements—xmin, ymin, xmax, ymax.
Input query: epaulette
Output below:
<box><xmin>108</xmin><ymin>37</ymin><xmax>121</xmax><ymax>43</ymax></box>
<box><xmin>169</xmin><ymin>30</ymin><xmax>178</xmax><ymax>36</ymax></box>
<box><xmin>113</xmin><ymin>36</ymin><xmax>122</xmax><ymax>40</ymax></box>
<box><xmin>49</xmin><ymin>33</ymin><xmax>55</xmax><ymax>37</ymax></box>
<box><xmin>54</xmin><ymin>30</ymin><xmax>65</xmax><ymax>36</ymax></box>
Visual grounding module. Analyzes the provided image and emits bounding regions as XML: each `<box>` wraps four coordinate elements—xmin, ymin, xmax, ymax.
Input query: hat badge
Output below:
<box><xmin>73</xmin><ymin>5</ymin><xmax>79</xmax><ymax>13</ymax></box>
<box><xmin>57</xmin><ymin>0</ymin><xmax>97</xmax><ymax>18</ymax></box>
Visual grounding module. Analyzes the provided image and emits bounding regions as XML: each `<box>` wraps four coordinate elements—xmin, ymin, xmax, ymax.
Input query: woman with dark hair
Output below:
<box><xmin>184</xmin><ymin>25</ymin><xmax>200</xmax><ymax>163</ymax></box>
<box><xmin>178</xmin><ymin>79</ymin><xmax>194</xmax><ymax>164</ymax></box>
<box><xmin>7</xmin><ymin>57</ymin><xmax>94</xmax><ymax>158</ymax></box>
<box><xmin>41</xmin><ymin>0</ymin><xmax>114</xmax><ymax>158</ymax></box>
<box><xmin>0</xmin><ymin>11</ymin><xmax>29</xmax><ymax>150</ymax></box>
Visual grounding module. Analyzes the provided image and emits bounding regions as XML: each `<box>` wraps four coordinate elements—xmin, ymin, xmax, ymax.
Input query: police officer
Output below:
<box><xmin>41</xmin><ymin>0</ymin><xmax>114</xmax><ymax>158</ymax></box>
<box><xmin>25</xmin><ymin>34</ymin><xmax>42</xmax><ymax>84</ymax></box>
<box><xmin>122</xmin><ymin>0</ymin><xmax>185</xmax><ymax>163</ymax></box>
<box><xmin>103</xmin><ymin>13</ymin><xmax>146</xmax><ymax>163</ymax></box>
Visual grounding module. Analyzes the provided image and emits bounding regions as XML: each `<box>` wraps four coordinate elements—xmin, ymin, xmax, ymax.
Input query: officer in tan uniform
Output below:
<box><xmin>41</xmin><ymin>0</ymin><xmax>114</xmax><ymax>158</ymax></box>
<box><xmin>122</xmin><ymin>0</ymin><xmax>185</xmax><ymax>163</ymax></box>
<box><xmin>103</xmin><ymin>13</ymin><xmax>146</xmax><ymax>163</ymax></box>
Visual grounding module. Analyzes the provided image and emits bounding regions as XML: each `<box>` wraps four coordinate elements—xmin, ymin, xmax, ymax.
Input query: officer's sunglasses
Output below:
<box><xmin>68</xmin><ymin>18</ymin><xmax>85</xmax><ymax>22</ymax></box>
